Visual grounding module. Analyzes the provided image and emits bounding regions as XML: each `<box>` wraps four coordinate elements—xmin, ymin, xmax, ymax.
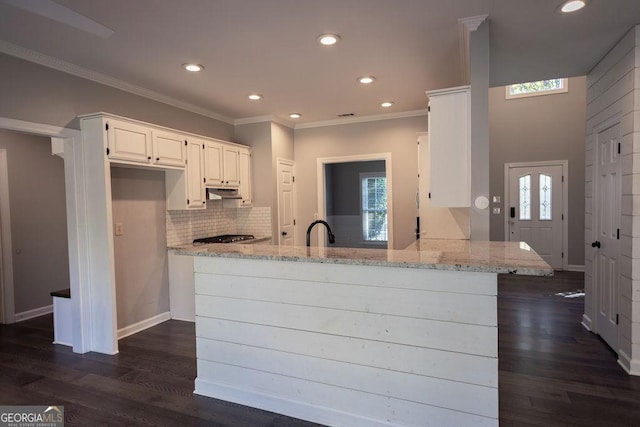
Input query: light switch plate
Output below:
<box><xmin>115</xmin><ymin>222</ymin><xmax>124</xmax><ymax>236</ymax></box>
<box><xmin>492</xmin><ymin>207</ymin><xmax>501</xmax><ymax>214</ymax></box>
<box><xmin>493</xmin><ymin>196</ymin><xmax>501</xmax><ymax>203</ymax></box>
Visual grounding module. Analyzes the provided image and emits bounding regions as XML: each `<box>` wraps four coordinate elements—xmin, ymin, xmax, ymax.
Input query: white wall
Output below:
<box><xmin>294</xmin><ymin>116</ymin><xmax>425</xmax><ymax>249</ymax></box>
<box><xmin>585</xmin><ymin>25</ymin><xmax>640</xmax><ymax>373</ymax></box>
<box><xmin>0</xmin><ymin>129</ymin><xmax>69</xmax><ymax>315</ymax></box>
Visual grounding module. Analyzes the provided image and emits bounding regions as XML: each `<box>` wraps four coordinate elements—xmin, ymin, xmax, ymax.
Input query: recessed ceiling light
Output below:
<box><xmin>559</xmin><ymin>0</ymin><xmax>588</xmax><ymax>13</ymax></box>
<box><xmin>183</xmin><ymin>63</ymin><xmax>204</xmax><ymax>72</ymax></box>
<box><xmin>358</xmin><ymin>76</ymin><xmax>376</xmax><ymax>84</ymax></box>
<box><xmin>380</xmin><ymin>101</ymin><xmax>394</xmax><ymax>108</ymax></box>
<box><xmin>317</xmin><ymin>33</ymin><xmax>341</xmax><ymax>46</ymax></box>
<box><xmin>248</xmin><ymin>94</ymin><xmax>263</xmax><ymax>101</ymax></box>
<box><xmin>289</xmin><ymin>113</ymin><xmax>302</xmax><ymax>119</ymax></box>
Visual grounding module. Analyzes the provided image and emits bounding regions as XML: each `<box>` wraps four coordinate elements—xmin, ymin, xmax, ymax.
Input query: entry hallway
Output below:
<box><xmin>1</xmin><ymin>272</ymin><xmax>639</xmax><ymax>426</ymax></box>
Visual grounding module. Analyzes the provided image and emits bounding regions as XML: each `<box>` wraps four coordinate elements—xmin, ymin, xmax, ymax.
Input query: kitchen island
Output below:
<box><xmin>171</xmin><ymin>240</ymin><xmax>551</xmax><ymax>427</ymax></box>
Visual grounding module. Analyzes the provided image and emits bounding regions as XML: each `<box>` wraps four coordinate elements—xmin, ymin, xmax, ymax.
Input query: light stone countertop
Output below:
<box><xmin>170</xmin><ymin>238</ymin><xmax>553</xmax><ymax>276</ymax></box>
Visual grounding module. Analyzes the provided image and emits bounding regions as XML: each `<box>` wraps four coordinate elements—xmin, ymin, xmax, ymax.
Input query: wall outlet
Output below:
<box><xmin>114</xmin><ymin>222</ymin><xmax>124</xmax><ymax>236</ymax></box>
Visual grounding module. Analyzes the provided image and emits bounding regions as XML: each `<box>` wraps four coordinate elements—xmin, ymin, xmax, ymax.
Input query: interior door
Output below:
<box><xmin>277</xmin><ymin>160</ymin><xmax>295</xmax><ymax>246</ymax></box>
<box><xmin>594</xmin><ymin>122</ymin><xmax>621</xmax><ymax>351</ymax></box>
<box><xmin>508</xmin><ymin>164</ymin><xmax>564</xmax><ymax>269</ymax></box>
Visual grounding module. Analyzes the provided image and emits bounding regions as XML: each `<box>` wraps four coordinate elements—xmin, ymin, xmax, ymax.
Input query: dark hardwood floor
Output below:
<box><xmin>1</xmin><ymin>271</ymin><xmax>639</xmax><ymax>426</ymax></box>
<box><xmin>499</xmin><ymin>271</ymin><xmax>640</xmax><ymax>426</ymax></box>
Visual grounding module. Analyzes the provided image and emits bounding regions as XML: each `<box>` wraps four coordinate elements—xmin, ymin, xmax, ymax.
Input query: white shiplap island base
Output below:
<box><xmin>173</xmin><ymin>240</ymin><xmax>551</xmax><ymax>427</ymax></box>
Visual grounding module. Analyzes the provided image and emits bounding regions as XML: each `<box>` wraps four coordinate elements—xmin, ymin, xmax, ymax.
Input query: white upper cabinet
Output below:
<box><xmin>152</xmin><ymin>130</ymin><xmax>186</xmax><ymax>167</ymax></box>
<box><xmin>81</xmin><ymin>113</ymin><xmax>251</xmax><ymax>211</ymax></box>
<box><xmin>106</xmin><ymin>118</ymin><xmax>185</xmax><ymax>169</ymax></box>
<box><xmin>426</xmin><ymin>86</ymin><xmax>470</xmax><ymax>207</ymax></box>
<box><xmin>106</xmin><ymin>119</ymin><xmax>152</xmax><ymax>164</ymax></box>
<box><xmin>204</xmin><ymin>141</ymin><xmax>240</xmax><ymax>188</ymax></box>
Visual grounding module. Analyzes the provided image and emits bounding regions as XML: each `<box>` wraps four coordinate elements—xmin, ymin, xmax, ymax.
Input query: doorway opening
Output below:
<box><xmin>317</xmin><ymin>154</ymin><xmax>393</xmax><ymax>249</ymax></box>
<box><xmin>0</xmin><ymin>129</ymin><xmax>71</xmax><ymax>324</ymax></box>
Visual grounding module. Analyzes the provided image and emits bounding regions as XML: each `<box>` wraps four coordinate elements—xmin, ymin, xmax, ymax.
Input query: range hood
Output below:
<box><xmin>207</xmin><ymin>187</ymin><xmax>241</xmax><ymax>200</ymax></box>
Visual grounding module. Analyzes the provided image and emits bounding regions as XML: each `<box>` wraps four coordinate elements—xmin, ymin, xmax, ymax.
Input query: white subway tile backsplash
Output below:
<box><xmin>166</xmin><ymin>203</ymin><xmax>272</xmax><ymax>245</ymax></box>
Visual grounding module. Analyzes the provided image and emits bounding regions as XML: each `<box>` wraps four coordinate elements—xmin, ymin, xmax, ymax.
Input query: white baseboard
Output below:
<box><xmin>194</xmin><ymin>378</ymin><xmax>396</xmax><ymax>427</ymax></box>
<box><xmin>581</xmin><ymin>314</ymin><xmax>592</xmax><ymax>331</ymax></box>
<box><xmin>14</xmin><ymin>304</ymin><xmax>53</xmax><ymax>323</ymax></box>
<box><xmin>170</xmin><ymin>315</ymin><xmax>195</xmax><ymax>323</ymax></box>
<box><xmin>568</xmin><ymin>265</ymin><xmax>585</xmax><ymax>272</ymax></box>
<box><xmin>117</xmin><ymin>311</ymin><xmax>171</xmax><ymax>340</ymax></box>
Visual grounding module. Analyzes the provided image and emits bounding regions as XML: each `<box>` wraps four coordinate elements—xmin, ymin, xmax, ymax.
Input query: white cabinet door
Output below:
<box><xmin>166</xmin><ymin>139</ymin><xmax>206</xmax><ymax>210</ymax></box>
<box><xmin>426</xmin><ymin>86</ymin><xmax>470</xmax><ymax>207</ymax></box>
<box><xmin>204</xmin><ymin>141</ymin><xmax>224</xmax><ymax>186</ymax></box>
<box><xmin>186</xmin><ymin>139</ymin><xmax>206</xmax><ymax>208</ymax></box>
<box><xmin>238</xmin><ymin>147</ymin><xmax>252</xmax><ymax>206</ymax></box>
<box><xmin>106</xmin><ymin>119</ymin><xmax>152</xmax><ymax>164</ymax></box>
<box><xmin>152</xmin><ymin>130</ymin><xmax>186</xmax><ymax>167</ymax></box>
<box><xmin>223</xmin><ymin>146</ymin><xmax>240</xmax><ymax>188</ymax></box>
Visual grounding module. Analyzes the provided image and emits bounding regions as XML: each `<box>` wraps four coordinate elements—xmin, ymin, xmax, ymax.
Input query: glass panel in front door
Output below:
<box><xmin>539</xmin><ymin>174</ymin><xmax>552</xmax><ymax>220</ymax></box>
<box><xmin>519</xmin><ymin>175</ymin><xmax>531</xmax><ymax>220</ymax></box>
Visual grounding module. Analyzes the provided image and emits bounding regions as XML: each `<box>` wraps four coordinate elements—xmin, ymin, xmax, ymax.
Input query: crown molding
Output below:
<box><xmin>458</xmin><ymin>15</ymin><xmax>489</xmax><ymax>84</ymax></box>
<box><xmin>234</xmin><ymin>114</ymin><xmax>293</xmax><ymax>128</ymax></box>
<box><xmin>0</xmin><ymin>40</ymin><xmax>235</xmax><ymax>124</ymax></box>
<box><xmin>294</xmin><ymin>109</ymin><xmax>428</xmax><ymax>130</ymax></box>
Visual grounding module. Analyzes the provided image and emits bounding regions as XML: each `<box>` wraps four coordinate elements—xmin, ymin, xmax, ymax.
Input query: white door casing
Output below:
<box><xmin>593</xmin><ymin>122</ymin><xmax>622</xmax><ymax>352</ymax></box>
<box><xmin>505</xmin><ymin>161</ymin><xmax>568</xmax><ymax>270</ymax></box>
<box><xmin>0</xmin><ymin>149</ymin><xmax>14</xmax><ymax>324</ymax></box>
<box><xmin>277</xmin><ymin>159</ymin><xmax>295</xmax><ymax>246</ymax></box>
<box><xmin>317</xmin><ymin>154</ymin><xmax>394</xmax><ymax>248</ymax></box>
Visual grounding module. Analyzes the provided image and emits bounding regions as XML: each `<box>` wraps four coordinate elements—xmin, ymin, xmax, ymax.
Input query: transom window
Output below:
<box><xmin>361</xmin><ymin>173</ymin><xmax>387</xmax><ymax>242</ymax></box>
<box><xmin>506</xmin><ymin>78</ymin><xmax>568</xmax><ymax>99</ymax></box>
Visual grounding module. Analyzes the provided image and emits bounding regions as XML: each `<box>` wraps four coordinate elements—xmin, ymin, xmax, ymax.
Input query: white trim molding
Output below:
<box><xmin>581</xmin><ymin>313</ymin><xmax>593</xmax><ymax>331</ymax></box>
<box><xmin>117</xmin><ymin>311</ymin><xmax>172</xmax><ymax>340</ymax></box>
<box><xmin>458</xmin><ymin>15</ymin><xmax>489</xmax><ymax>83</ymax></box>
<box><xmin>317</xmin><ymin>153</ymin><xmax>394</xmax><ymax>249</ymax></box>
<box><xmin>14</xmin><ymin>304</ymin><xmax>53</xmax><ymax>323</ymax></box>
<box><xmin>295</xmin><ymin>110</ymin><xmax>428</xmax><ymax>130</ymax></box>
<box><xmin>0</xmin><ymin>150</ymin><xmax>14</xmax><ymax>324</ymax></box>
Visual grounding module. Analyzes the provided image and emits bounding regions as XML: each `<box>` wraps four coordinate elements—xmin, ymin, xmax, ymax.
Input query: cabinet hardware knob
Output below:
<box><xmin>147</xmin><ymin>156</ymin><xmax>152</xmax><ymax>160</ymax></box>
<box><xmin>591</xmin><ymin>241</ymin><xmax>601</xmax><ymax>248</ymax></box>
<box><xmin>156</xmin><ymin>157</ymin><xmax>159</xmax><ymax>161</ymax></box>
<box><xmin>282</xmin><ymin>231</ymin><xmax>288</xmax><ymax>236</ymax></box>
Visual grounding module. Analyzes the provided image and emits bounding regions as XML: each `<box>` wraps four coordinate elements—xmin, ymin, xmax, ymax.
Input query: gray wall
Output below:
<box><xmin>294</xmin><ymin>116</ymin><xmax>425</xmax><ymax>249</ymax></box>
<box><xmin>327</xmin><ymin>161</ymin><xmax>386</xmax><ymax>216</ymax></box>
<box><xmin>0</xmin><ymin>54</ymin><xmax>234</xmax><ymax>140</ymax></box>
<box><xmin>111</xmin><ymin>167</ymin><xmax>169</xmax><ymax>329</ymax></box>
<box><xmin>234</xmin><ymin>121</ymin><xmax>272</xmax><ymax>208</ymax></box>
<box><xmin>0</xmin><ymin>129</ymin><xmax>69</xmax><ymax>313</ymax></box>
<box><xmin>489</xmin><ymin>76</ymin><xmax>586</xmax><ymax>266</ymax></box>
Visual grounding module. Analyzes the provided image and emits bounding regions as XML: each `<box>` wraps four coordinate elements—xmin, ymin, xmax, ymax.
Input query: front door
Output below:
<box><xmin>277</xmin><ymin>159</ymin><xmax>295</xmax><ymax>246</ymax></box>
<box><xmin>508</xmin><ymin>164</ymin><xmax>564</xmax><ymax>269</ymax></box>
<box><xmin>594</xmin><ymin>122</ymin><xmax>622</xmax><ymax>351</ymax></box>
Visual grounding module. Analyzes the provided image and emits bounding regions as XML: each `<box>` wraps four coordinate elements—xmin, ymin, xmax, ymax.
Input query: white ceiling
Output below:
<box><xmin>1</xmin><ymin>0</ymin><xmax>639</xmax><ymax>126</ymax></box>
